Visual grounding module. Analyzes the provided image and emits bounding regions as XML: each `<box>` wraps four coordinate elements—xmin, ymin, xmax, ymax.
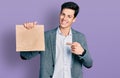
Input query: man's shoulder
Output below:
<box><xmin>45</xmin><ymin>27</ymin><xmax>57</xmax><ymax>35</ymax></box>
<box><xmin>72</xmin><ymin>28</ymin><xmax>85</xmax><ymax>36</ymax></box>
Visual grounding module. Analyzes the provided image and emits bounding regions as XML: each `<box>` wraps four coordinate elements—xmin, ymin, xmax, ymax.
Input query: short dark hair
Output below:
<box><xmin>61</xmin><ymin>2</ymin><xmax>79</xmax><ymax>18</ymax></box>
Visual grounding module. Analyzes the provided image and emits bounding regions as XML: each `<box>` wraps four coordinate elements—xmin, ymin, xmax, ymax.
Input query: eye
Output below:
<box><xmin>61</xmin><ymin>13</ymin><xmax>65</xmax><ymax>16</ymax></box>
<box><xmin>68</xmin><ymin>15</ymin><xmax>72</xmax><ymax>18</ymax></box>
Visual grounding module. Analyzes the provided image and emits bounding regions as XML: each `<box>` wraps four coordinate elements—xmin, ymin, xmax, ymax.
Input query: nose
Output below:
<box><xmin>63</xmin><ymin>16</ymin><xmax>67</xmax><ymax>21</ymax></box>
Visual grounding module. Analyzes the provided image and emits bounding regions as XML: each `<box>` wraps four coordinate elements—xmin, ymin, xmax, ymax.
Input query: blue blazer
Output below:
<box><xmin>20</xmin><ymin>27</ymin><xmax>93</xmax><ymax>78</ymax></box>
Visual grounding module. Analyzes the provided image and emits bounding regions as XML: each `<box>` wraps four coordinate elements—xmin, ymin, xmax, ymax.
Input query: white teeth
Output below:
<box><xmin>62</xmin><ymin>21</ymin><xmax>67</xmax><ymax>24</ymax></box>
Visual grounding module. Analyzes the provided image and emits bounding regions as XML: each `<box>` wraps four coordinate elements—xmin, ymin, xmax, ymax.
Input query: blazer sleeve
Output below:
<box><xmin>78</xmin><ymin>35</ymin><xmax>93</xmax><ymax>68</ymax></box>
<box><xmin>72</xmin><ymin>31</ymin><xmax>93</xmax><ymax>68</ymax></box>
<box><xmin>20</xmin><ymin>51</ymin><xmax>39</xmax><ymax>60</ymax></box>
<box><xmin>78</xmin><ymin>50</ymin><xmax>93</xmax><ymax>68</ymax></box>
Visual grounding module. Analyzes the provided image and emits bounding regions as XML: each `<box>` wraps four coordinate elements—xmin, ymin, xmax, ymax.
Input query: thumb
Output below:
<box><xmin>33</xmin><ymin>21</ymin><xmax>37</xmax><ymax>25</ymax></box>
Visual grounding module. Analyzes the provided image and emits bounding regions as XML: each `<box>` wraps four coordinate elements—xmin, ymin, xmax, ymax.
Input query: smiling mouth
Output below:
<box><xmin>61</xmin><ymin>21</ymin><xmax>68</xmax><ymax>25</ymax></box>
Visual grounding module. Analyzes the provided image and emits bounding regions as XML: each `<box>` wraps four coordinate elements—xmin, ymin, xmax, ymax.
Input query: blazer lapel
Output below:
<box><xmin>71</xmin><ymin>28</ymin><xmax>79</xmax><ymax>78</ymax></box>
<box><xmin>49</xmin><ymin>28</ymin><xmax>57</xmax><ymax>65</ymax></box>
<box><xmin>72</xmin><ymin>28</ymin><xmax>78</xmax><ymax>43</ymax></box>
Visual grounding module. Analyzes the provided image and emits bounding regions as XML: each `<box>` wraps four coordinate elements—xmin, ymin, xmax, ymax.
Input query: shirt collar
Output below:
<box><xmin>57</xmin><ymin>27</ymin><xmax>72</xmax><ymax>36</ymax></box>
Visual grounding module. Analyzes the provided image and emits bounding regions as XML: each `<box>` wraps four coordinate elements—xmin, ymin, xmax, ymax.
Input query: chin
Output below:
<box><xmin>60</xmin><ymin>25</ymin><xmax>67</xmax><ymax>28</ymax></box>
<box><xmin>60</xmin><ymin>26</ymin><xmax>70</xmax><ymax>29</ymax></box>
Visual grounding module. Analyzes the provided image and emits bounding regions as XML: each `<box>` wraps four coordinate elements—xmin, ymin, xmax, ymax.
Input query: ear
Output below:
<box><xmin>73</xmin><ymin>18</ymin><xmax>76</xmax><ymax>23</ymax></box>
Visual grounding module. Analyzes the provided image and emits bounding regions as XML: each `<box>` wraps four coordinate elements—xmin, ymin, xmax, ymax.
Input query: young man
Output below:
<box><xmin>20</xmin><ymin>2</ymin><xmax>93</xmax><ymax>78</ymax></box>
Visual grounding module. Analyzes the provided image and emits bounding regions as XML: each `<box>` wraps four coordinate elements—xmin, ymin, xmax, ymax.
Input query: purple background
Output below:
<box><xmin>0</xmin><ymin>0</ymin><xmax>120</xmax><ymax>78</ymax></box>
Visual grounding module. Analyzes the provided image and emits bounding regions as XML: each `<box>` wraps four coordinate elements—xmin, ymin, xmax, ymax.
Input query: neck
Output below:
<box><xmin>59</xmin><ymin>27</ymin><xmax>71</xmax><ymax>36</ymax></box>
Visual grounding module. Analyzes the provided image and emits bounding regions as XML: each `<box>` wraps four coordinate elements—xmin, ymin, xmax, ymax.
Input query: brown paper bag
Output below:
<box><xmin>16</xmin><ymin>25</ymin><xmax>45</xmax><ymax>52</ymax></box>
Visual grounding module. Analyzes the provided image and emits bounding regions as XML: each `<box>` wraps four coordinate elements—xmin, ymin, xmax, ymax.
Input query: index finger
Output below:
<box><xmin>66</xmin><ymin>42</ymin><xmax>72</xmax><ymax>45</ymax></box>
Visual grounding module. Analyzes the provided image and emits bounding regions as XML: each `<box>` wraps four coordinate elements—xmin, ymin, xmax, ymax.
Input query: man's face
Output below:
<box><xmin>59</xmin><ymin>8</ymin><xmax>76</xmax><ymax>29</ymax></box>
